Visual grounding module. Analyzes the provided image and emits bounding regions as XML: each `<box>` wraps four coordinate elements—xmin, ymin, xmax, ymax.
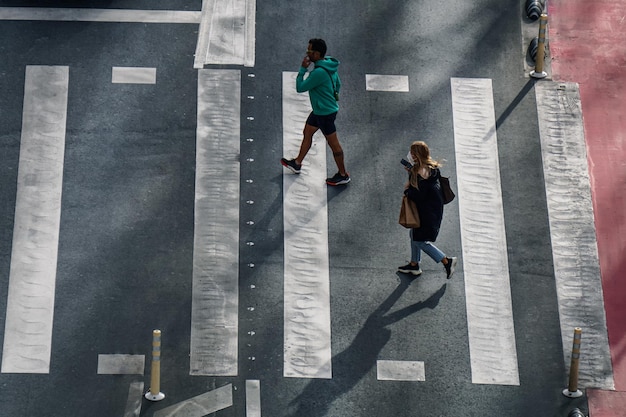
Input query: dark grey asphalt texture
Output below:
<box><xmin>0</xmin><ymin>0</ymin><xmax>590</xmax><ymax>416</ymax></box>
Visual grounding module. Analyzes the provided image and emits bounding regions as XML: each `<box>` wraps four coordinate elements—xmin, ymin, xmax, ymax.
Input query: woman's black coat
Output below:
<box><xmin>404</xmin><ymin>168</ymin><xmax>444</xmax><ymax>242</ymax></box>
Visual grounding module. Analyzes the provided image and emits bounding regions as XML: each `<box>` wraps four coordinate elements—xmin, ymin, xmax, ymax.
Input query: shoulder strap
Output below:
<box><xmin>316</xmin><ymin>66</ymin><xmax>338</xmax><ymax>97</ymax></box>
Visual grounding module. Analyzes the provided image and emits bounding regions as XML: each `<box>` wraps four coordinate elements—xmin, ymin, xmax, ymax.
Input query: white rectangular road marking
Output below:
<box><xmin>112</xmin><ymin>67</ymin><xmax>157</xmax><ymax>84</ymax></box>
<box><xmin>1</xmin><ymin>66</ymin><xmax>68</xmax><ymax>374</ymax></box>
<box><xmin>123</xmin><ymin>381</ymin><xmax>144</xmax><ymax>417</ymax></box>
<box><xmin>194</xmin><ymin>0</ymin><xmax>256</xmax><ymax>68</ymax></box>
<box><xmin>365</xmin><ymin>74</ymin><xmax>409</xmax><ymax>92</ymax></box>
<box><xmin>246</xmin><ymin>380</ymin><xmax>261</xmax><ymax>417</ymax></box>
<box><xmin>0</xmin><ymin>7</ymin><xmax>201</xmax><ymax>23</ymax></box>
<box><xmin>450</xmin><ymin>77</ymin><xmax>520</xmax><ymax>386</ymax></box>
<box><xmin>282</xmin><ymin>71</ymin><xmax>332</xmax><ymax>379</ymax></box>
<box><xmin>97</xmin><ymin>354</ymin><xmax>145</xmax><ymax>375</ymax></box>
<box><xmin>153</xmin><ymin>384</ymin><xmax>233</xmax><ymax>417</ymax></box>
<box><xmin>535</xmin><ymin>82</ymin><xmax>614</xmax><ymax>389</ymax></box>
<box><xmin>377</xmin><ymin>360</ymin><xmax>425</xmax><ymax>381</ymax></box>
<box><xmin>190</xmin><ymin>69</ymin><xmax>241</xmax><ymax>376</ymax></box>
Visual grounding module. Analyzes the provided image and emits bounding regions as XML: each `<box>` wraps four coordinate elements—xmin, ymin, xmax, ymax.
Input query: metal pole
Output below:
<box><xmin>531</xmin><ymin>14</ymin><xmax>548</xmax><ymax>79</ymax></box>
<box><xmin>145</xmin><ymin>329</ymin><xmax>166</xmax><ymax>401</ymax></box>
<box><xmin>563</xmin><ymin>327</ymin><xmax>583</xmax><ymax>398</ymax></box>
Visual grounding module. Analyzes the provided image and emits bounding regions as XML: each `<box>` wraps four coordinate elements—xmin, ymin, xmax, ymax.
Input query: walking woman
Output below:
<box><xmin>398</xmin><ymin>141</ymin><xmax>458</xmax><ymax>278</ymax></box>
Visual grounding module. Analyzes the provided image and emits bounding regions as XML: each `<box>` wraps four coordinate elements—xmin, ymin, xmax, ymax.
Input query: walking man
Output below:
<box><xmin>281</xmin><ymin>38</ymin><xmax>350</xmax><ymax>186</ymax></box>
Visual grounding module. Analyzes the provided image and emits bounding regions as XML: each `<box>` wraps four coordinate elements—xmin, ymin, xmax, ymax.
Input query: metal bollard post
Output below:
<box><xmin>531</xmin><ymin>14</ymin><xmax>548</xmax><ymax>79</ymax></box>
<box><xmin>563</xmin><ymin>327</ymin><xmax>583</xmax><ymax>398</ymax></box>
<box><xmin>145</xmin><ymin>329</ymin><xmax>166</xmax><ymax>401</ymax></box>
<box><xmin>568</xmin><ymin>408</ymin><xmax>585</xmax><ymax>417</ymax></box>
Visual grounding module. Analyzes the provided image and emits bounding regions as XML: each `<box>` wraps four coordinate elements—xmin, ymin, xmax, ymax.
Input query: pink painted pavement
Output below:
<box><xmin>548</xmin><ymin>0</ymin><xmax>626</xmax><ymax>413</ymax></box>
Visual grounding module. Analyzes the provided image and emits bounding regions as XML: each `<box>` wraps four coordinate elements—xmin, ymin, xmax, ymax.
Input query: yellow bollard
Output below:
<box><xmin>145</xmin><ymin>329</ymin><xmax>166</xmax><ymax>401</ymax></box>
<box><xmin>531</xmin><ymin>14</ymin><xmax>549</xmax><ymax>79</ymax></box>
<box><xmin>563</xmin><ymin>327</ymin><xmax>583</xmax><ymax>398</ymax></box>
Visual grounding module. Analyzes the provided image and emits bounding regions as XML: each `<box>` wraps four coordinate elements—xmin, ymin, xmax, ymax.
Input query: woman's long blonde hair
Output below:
<box><xmin>409</xmin><ymin>141</ymin><xmax>441</xmax><ymax>188</ymax></box>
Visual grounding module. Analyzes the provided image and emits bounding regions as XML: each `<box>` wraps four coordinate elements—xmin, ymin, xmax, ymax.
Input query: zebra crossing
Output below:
<box><xmin>0</xmin><ymin>65</ymin><xmax>614</xmax><ymax>415</ymax></box>
<box><xmin>2</xmin><ymin>66</ymin><xmax>68</xmax><ymax>374</ymax></box>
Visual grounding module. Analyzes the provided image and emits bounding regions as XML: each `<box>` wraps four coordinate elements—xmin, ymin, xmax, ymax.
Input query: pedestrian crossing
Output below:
<box><xmin>0</xmin><ymin>67</ymin><xmax>614</xmax><ymax>398</ymax></box>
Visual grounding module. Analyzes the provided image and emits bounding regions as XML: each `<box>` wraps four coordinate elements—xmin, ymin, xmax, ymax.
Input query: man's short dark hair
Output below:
<box><xmin>309</xmin><ymin>38</ymin><xmax>327</xmax><ymax>56</ymax></box>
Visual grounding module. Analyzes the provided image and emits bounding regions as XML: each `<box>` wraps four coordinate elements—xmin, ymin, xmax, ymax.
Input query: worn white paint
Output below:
<box><xmin>246</xmin><ymin>380</ymin><xmax>261</xmax><ymax>417</ymax></box>
<box><xmin>282</xmin><ymin>71</ymin><xmax>332</xmax><ymax>379</ymax></box>
<box><xmin>123</xmin><ymin>381</ymin><xmax>144</xmax><ymax>417</ymax></box>
<box><xmin>365</xmin><ymin>74</ymin><xmax>409</xmax><ymax>92</ymax></box>
<box><xmin>535</xmin><ymin>82</ymin><xmax>614</xmax><ymax>390</ymax></box>
<box><xmin>194</xmin><ymin>0</ymin><xmax>256</xmax><ymax>68</ymax></box>
<box><xmin>450</xmin><ymin>77</ymin><xmax>519</xmax><ymax>386</ymax></box>
<box><xmin>153</xmin><ymin>384</ymin><xmax>233</xmax><ymax>417</ymax></box>
<box><xmin>0</xmin><ymin>7</ymin><xmax>201</xmax><ymax>23</ymax></box>
<box><xmin>377</xmin><ymin>360</ymin><xmax>425</xmax><ymax>381</ymax></box>
<box><xmin>112</xmin><ymin>67</ymin><xmax>157</xmax><ymax>84</ymax></box>
<box><xmin>190</xmin><ymin>69</ymin><xmax>240</xmax><ymax>376</ymax></box>
<box><xmin>2</xmin><ymin>66</ymin><xmax>68</xmax><ymax>374</ymax></box>
<box><xmin>97</xmin><ymin>354</ymin><xmax>145</xmax><ymax>375</ymax></box>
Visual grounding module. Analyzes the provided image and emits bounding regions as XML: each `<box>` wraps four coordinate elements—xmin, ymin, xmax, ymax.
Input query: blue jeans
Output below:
<box><xmin>410</xmin><ymin>229</ymin><xmax>445</xmax><ymax>264</ymax></box>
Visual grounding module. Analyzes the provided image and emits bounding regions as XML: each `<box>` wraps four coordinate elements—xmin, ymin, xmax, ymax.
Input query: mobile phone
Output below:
<box><xmin>401</xmin><ymin>158</ymin><xmax>413</xmax><ymax>169</ymax></box>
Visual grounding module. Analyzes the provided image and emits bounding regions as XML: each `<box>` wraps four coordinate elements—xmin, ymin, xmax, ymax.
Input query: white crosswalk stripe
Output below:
<box><xmin>535</xmin><ymin>81</ymin><xmax>614</xmax><ymax>389</ymax></box>
<box><xmin>281</xmin><ymin>71</ymin><xmax>333</xmax><ymax>379</ymax></box>
<box><xmin>2</xmin><ymin>66</ymin><xmax>69</xmax><ymax>374</ymax></box>
<box><xmin>190</xmin><ymin>69</ymin><xmax>241</xmax><ymax>376</ymax></box>
<box><xmin>194</xmin><ymin>0</ymin><xmax>256</xmax><ymax>68</ymax></box>
<box><xmin>451</xmin><ymin>77</ymin><xmax>520</xmax><ymax>386</ymax></box>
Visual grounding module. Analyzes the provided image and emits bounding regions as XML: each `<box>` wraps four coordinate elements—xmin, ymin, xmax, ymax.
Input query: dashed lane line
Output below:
<box><xmin>112</xmin><ymin>67</ymin><xmax>157</xmax><ymax>84</ymax></box>
<box><xmin>365</xmin><ymin>74</ymin><xmax>409</xmax><ymax>92</ymax></box>
<box><xmin>377</xmin><ymin>360</ymin><xmax>426</xmax><ymax>381</ymax></box>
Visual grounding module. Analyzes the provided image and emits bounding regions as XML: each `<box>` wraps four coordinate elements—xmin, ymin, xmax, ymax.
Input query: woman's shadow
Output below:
<box><xmin>284</xmin><ymin>279</ymin><xmax>447</xmax><ymax>417</ymax></box>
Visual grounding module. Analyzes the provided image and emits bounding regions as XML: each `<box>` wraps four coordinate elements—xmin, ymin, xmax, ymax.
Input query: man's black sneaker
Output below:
<box><xmin>326</xmin><ymin>172</ymin><xmax>350</xmax><ymax>186</ymax></box>
<box><xmin>281</xmin><ymin>158</ymin><xmax>302</xmax><ymax>174</ymax></box>
<box><xmin>444</xmin><ymin>257</ymin><xmax>458</xmax><ymax>279</ymax></box>
<box><xmin>398</xmin><ymin>263</ymin><xmax>422</xmax><ymax>276</ymax></box>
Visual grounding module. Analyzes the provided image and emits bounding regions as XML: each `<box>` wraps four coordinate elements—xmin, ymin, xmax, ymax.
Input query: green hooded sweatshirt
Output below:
<box><xmin>296</xmin><ymin>56</ymin><xmax>341</xmax><ymax>116</ymax></box>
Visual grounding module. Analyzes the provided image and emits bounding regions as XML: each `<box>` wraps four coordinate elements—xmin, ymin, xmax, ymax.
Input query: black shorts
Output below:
<box><xmin>306</xmin><ymin>112</ymin><xmax>337</xmax><ymax>135</ymax></box>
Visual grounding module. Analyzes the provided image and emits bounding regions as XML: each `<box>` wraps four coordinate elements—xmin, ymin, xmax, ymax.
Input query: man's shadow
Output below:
<box><xmin>284</xmin><ymin>279</ymin><xmax>447</xmax><ymax>417</ymax></box>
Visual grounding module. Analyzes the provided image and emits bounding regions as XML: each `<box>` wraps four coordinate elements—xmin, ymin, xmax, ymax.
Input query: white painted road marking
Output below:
<box><xmin>123</xmin><ymin>381</ymin><xmax>144</xmax><ymax>417</ymax></box>
<box><xmin>112</xmin><ymin>67</ymin><xmax>157</xmax><ymax>84</ymax></box>
<box><xmin>153</xmin><ymin>384</ymin><xmax>233</xmax><ymax>417</ymax></box>
<box><xmin>365</xmin><ymin>74</ymin><xmax>409</xmax><ymax>92</ymax></box>
<box><xmin>97</xmin><ymin>354</ymin><xmax>145</xmax><ymax>375</ymax></box>
<box><xmin>450</xmin><ymin>77</ymin><xmax>520</xmax><ymax>386</ymax></box>
<box><xmin>190</xmin><ymin>69</ymin><xmax>241</xmax><ymax>376</ymax></box>
<box><xmin>246</xmin><ymin>380</ymin><xmax>261</xmax><ymax>417</ymax></box>
<box><xmin>1</xmin><ymin>66</ymin><xmax>68</xmax><ymax>374</ymax></box>
<box><xmin>282</xmin><ymin>71</ymin><xmax>332</xmax><ymax>379</ymax></box>
<box><xmin>377</xmin><ymin>360</ymin><xmax>425</xmax><ymax>381</ymax></box>
<box><xmin>535</xmin><ymin>82</ymin><xmax>614</xmax><ymax>390</ymax></box>
<box><xmin>194</xmin><ymin>0</ymin><xmax>256</xmax><ymax>68</ymax></box>
<box><xmin>0</xmin><ymin>7</ymin><xmax>201</xmax><ymax>23</ymax></box>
